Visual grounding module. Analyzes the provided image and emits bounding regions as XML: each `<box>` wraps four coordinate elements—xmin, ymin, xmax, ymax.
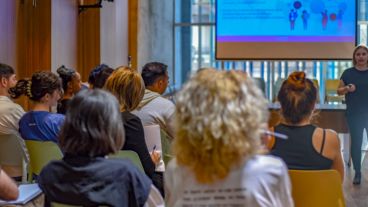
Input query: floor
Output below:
<box><xmin>341</xmin><ymin>133</ymin><xmax>368</xmax><ymax>207</ymax></box>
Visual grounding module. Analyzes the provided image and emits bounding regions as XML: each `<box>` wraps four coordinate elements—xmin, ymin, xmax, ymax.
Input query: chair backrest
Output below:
<box><xmin>0</xmin><ymin>133</ymin><xmax>28</xmax><ymax>180</ymax></box>
<box><xmin>288</xmin><ymin>170</ymin><xmax>345</xmax><ymax>207</ymax></box>
<box><xmin>160</xmin><ymin>129</ymin><xmax>173</xmax><ymax>166</ymax></box>
<box><xmin>0</xmin><ymin>133</ymin><xmax>24</xmax><ymax>166</ymax></box>
<box><xmin>109</xmin><ymin>150</ymin><xmax>144</xmax><ymax>172</ymax></box>
<box><xmin>325</xmin><ymin>79</ymin><xmax>344</xmax><ymax>103</ymax></box>
<box><xmin>252</xmin><ymin>77</ymin><xmax>266</xmax><ymax>95</ymax></box>
<box><xmin>25</xmin><ymin>140</ymin><xmax>63</xmax><ymax>176</ymax></box>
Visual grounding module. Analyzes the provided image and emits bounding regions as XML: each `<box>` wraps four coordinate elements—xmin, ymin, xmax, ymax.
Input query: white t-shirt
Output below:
<box><xmin>0</xmin><ymin>96</ymin><xmax>25</xmax><ymax>135</ymax></box>
<box><xmin>165</xmin><ymin>155</ymin><xmax>294</xmax><ymax>207</ymax></box>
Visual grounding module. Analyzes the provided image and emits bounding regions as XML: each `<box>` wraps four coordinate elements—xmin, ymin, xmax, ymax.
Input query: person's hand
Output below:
<box><xmin>346</xmin><ymin>84</ymin><xmax>356</xmax><ymax>93</ymax></box>
<box><xmin>150</xmin><ymin>150</ymin><xmax>161</xmax><ymax>165</ymax></box>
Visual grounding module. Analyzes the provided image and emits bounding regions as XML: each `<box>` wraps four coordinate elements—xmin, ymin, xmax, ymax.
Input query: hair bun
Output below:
<box><xmin>287</xmin><ymin>71</ymin><xmax>306</xmax><ymax>91</ymax></box>
<box><xmin>57</xmin><ymin>65</ymin><xmax>75</xmax><ymax>76</ymax></box>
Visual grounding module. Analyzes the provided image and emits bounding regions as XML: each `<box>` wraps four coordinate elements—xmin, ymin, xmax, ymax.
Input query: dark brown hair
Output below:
<box><xmin>277</xmin><ymin>71</ymin><xmax>317</xmax><ymax>124</ymax></box>
<box><xmin>59</xmin><ymin>89</ymin><xmax>124</xmax><ymax>157</ymax></box>
<box><xmin>141</xmin><ymin>62</ymin><xmax>168</xmax><ymax>86</ymax></box>
<box><xmin>56</xmin><ymin>65</ymin><xmax>76</xmax><ymax>91</ymax></box>
<box><xmin>0</xmin><ymin>63</ymin><xmax>15</xmax><ymax>79</ymax></box>
<box><xmin>9</xmin><ymin>71</ymin><xmax>61</xmax><ymax>101</ymax></box>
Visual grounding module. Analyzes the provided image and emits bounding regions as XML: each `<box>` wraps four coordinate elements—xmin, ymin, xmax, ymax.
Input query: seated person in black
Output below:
<box><xmin>104</xmin><ymin>67</ymin><xmax>163</xmax><ymax>196</ymax></box>
<box><xmin>38</xmin><ymin>89</ymin><xmax>163</xmax><ymax>206</ymax></box>
<box><xmin>56</xmin><ymin>65</ymin><xmax>82</xmax><ymax>114</ymax></box>
<box><xmin>269</xmin><ymin>71</ymin><xmax>344</xmax><ymax>181</ymax></box>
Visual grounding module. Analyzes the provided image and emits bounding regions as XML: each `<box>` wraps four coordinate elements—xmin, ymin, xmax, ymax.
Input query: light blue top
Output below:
<box><xmin>19</xmin><ymin>111</ymin><xmax>65</xmax><ymax>143</ymax></box>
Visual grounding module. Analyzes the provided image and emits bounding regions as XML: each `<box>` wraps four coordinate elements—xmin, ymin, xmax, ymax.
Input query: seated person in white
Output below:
<box><xmin>0</xmin><ymin>63</ymin><xmax>28</xmax><ymax>178</ymax></box>
<box><xmin>165</xmin><ymin>69</ymin><xmax>294</xmax><ymax>207</ymax></box>
<box><xmin>132</xmin><ymin>62</ymin><xmax>175</xmax><ymax>139</ymax></box>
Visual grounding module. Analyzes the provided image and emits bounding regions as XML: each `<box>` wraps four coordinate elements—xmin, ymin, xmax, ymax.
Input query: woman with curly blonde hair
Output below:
<box><xmin>165</xmin><ymin>69</ymin><xmax>293</xmax><ymax>207</ymax></box>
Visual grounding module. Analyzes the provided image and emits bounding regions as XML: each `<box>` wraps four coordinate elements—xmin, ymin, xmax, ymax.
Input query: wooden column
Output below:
<box><xmin>77</xmin><ymin>0</ymin><xmax>100</xmax><ymax>82</ymax></box>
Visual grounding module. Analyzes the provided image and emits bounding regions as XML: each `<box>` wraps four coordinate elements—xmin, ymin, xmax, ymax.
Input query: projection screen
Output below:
<box><xmin>216</xmin><ymin>0</ymin><xmax>357</xmax><ymax>60</ymax></box>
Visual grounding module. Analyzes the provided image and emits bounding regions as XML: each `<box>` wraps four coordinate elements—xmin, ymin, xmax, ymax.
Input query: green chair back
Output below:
<box><xmin>109</xmin><ymin>150</ymin><xmax>144</xmax><ymax>172</ymax></box>
<box><xmin>160</xmin><ymin>129</ymin><xmax>173</xmax><ymax>166</ymax></box>
<box><xmin>25</xmin><ymin>140</ymin><xmax>63</xmax><ymax>180</ymax></box>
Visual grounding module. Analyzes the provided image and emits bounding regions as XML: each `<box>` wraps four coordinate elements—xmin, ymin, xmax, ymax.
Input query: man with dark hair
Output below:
<box><xmin>133</xmin><ymin>62</ymin><xmax>175</xmax><ymax>139</ymax></box>
<box><xmin>0</xmin><ymin>63</ymin><xmax>28</xmax><ymax>178</ymax></box>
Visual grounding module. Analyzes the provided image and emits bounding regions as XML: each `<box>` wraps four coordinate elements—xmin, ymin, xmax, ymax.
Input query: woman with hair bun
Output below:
<box><xmin>337</xmin><ymin>45</ymin><xmax>368</xmax><ymax>185</ymax></box>
<box><xmin>56</xmin><ymin>65</ymin><xmax>82</xmax><ymax>114</ymax></box>
<box><xmin>10</xmin><ymin>71</ymin><xmax>64</xmax><ymax>143</ymax></box>
<box><xmin>270</xmin><ymin>71</ymin><xmax>344</xmax><ymax>181</ymax></box>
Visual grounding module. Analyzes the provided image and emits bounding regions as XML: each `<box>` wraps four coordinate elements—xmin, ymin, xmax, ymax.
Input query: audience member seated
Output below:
<box><xmin>38</xmin><ymin>89</ymin><xmax>163</xmax><ymax>206</ymax></box>
<box><xmin>0</xmin><ymin>63</ymin><xmax>29</xmax><ymax>177</ymax></box>
<box><xmin>104</xmin><ymin>67</ymin><xmax>163</xmax><ymax>195</ymax></box>
<box><xmin>88</xmin><ymin>64</ymin><xmax>114</xmax><ymax>89</ymax></box>
<box><xmin>0</xmin><ymin>63</ymin><xmax>25</xmax><ymax>135</ymax></box>
<box><xmin>165</xmin><ymin>69</ymin><xmax>293</xmax><ymax>207</ymax></box>
<box><xmin>269</xmin><ymin>71</ymin><xmax>344</xmax><ymax>180</ymax></box>
<box><xmin>0</xmin><ymin>168</ymin><xmax>19</xmax><ymax>201</ymax></box>
<box><xmin>56</xmin><ymin>66</ymin><xmax>82</xmax><ymax>114</ymax></box>
<box><xmin>132</xmin><ymin>62</ymin><xmax>175</xmax><ymax>139</ymax></box>
<box><xmin>11</xmin><ymin>71</ymin><xmax>64</xmax><ymax>143</ymax></box>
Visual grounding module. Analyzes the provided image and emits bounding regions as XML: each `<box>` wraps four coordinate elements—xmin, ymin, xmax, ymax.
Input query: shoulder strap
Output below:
<box><xmin>320</xmin><ymin>129</ymin><xmax>326</xmax><ymax>154</ymax></box>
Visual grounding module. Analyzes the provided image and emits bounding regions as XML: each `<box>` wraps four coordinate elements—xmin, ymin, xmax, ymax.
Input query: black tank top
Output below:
<box><xmin>271</xmin><ymin>124</ymin><xmax>333</xmax><ymax>170</ymax></box>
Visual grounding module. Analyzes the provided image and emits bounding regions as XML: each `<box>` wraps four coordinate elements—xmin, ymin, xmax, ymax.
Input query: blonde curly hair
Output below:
<box><xmin>174</xmin><ymin>69</ymin><xmax>269</xmax><ymax>184</ymax></box>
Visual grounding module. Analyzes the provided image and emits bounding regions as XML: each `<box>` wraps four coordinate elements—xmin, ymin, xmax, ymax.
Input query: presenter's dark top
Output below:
<box><xmin>271</xmin><ymin>124</ymin><xmax>333</xmax><ymax>170</ymax></box>
<box><xmin>340</xmin><ymin>67</ymin><xmax>368</xmax><ymax>117</ymax></box>
<box><xmin>38</xmin><ymin>154</ymin><xmax>152</xmax><ymax>207</ymax></box>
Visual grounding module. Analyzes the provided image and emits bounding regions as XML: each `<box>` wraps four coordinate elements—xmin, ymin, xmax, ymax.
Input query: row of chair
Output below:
<box><xmin>254</xmin><ymin>78</ymin><xmax>344</xmax><ymax>103</ymax></box>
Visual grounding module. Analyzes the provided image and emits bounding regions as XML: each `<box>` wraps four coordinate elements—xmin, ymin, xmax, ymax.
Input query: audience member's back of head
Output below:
<box><xmin>88</xmin><ymin>64</ymin><xmax>114</xmax><ymax>89</ymax></box>
<box><xmin>56</xmin><ymin>65</ymin><xmax>76</xmax><ymax>92</ymax></box>
<box><xmin>141</xmin><ymin>62</ymin><xmax>168</xmax><ymax>87</ymax></box>
<box><xmin>59</xmin><ymin>89</ymin><xmax>124</xmax><ymax>157</ymax></box>
<box><xmin>278</xmin><ymin>71</ymin><xmax>317</xmax><ymax>124</ymax></box>
<box><xmin>9</xmin><ymin>71</ymin><xmax>61</xmax><ymax>101</ymax></box>
<box><xmin>0</xmin><ymin>63</ymin><xmax>15</xmax><ymax>79</ymax></box>
<box><xmin>104</xmin><ymin>66</ymin><xmax>145</xmax><ymax>112</ymax></box>
<box><xmin>174</xmin><ymin>68</ymin><xmax>269</xmax><ymax>184</ymax></box>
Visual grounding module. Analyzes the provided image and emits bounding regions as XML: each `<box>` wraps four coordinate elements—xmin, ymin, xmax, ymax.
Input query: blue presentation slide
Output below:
<box><xmin>217</xmin><ymin>0</ymin><xmax>355</xmax><ymax>42</ymax></box>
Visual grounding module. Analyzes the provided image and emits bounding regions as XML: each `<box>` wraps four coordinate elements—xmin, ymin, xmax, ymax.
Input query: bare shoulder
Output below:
<box><xmin>315</xmin><ymin>127</ymin><xmax>340</xmax><ymax>147</ymax></box>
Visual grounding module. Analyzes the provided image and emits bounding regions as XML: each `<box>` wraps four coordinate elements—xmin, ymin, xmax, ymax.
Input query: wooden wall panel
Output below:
<box><xmin>77</xmin><ymin>0</ymin><xmax>100</xmax><ymax>82</ymax></box>
<box><xmin>15</xmin><ymin>0</ymin><xmax>51</xmax><ymax>111</ymax></box>
<box><xmin>129</xmin><ymin>0</ymin><xmax>138</xmax><ymax>69</ymax></box>
<box><xmin>16</xmin><ymin>0</ymin><xmax>51</xmax><ymax>79</ymax></box>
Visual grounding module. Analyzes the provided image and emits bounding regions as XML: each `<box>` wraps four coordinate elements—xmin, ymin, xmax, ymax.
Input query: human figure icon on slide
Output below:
<box><xmin>321</xmin><ymin>10</ymin><xmax>328</xmax><ymax>30</ymax></box>
<box><xmin>289</xmin><ymin>9</ymin><xmax>298</xmax><ymax>30</ymax></box>
<box><xmin>301</xmin><ymin>10</ymin><xmax>309</xmax><ymax>30</ymax></box>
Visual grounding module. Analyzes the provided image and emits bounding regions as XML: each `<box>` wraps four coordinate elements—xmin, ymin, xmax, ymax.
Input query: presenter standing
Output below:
<box><xmin>338</xmin><ymin>45</ymin><xmax>368</xmax><ymax>185</ymax></box>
